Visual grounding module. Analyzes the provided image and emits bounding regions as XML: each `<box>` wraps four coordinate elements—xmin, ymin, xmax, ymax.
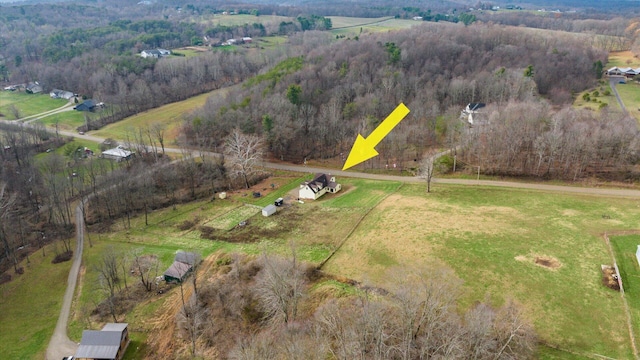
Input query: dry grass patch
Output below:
<box><xmin>325</xmin><ymin>194</ymin><xmax>527</xmax><ymax>282</ymax></box>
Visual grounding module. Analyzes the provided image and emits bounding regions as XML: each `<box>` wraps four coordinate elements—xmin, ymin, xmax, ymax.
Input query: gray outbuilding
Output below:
<box><xmin>262</xmin><ymin>204</ymin><xmax>276</xmax><ymax>217</ymax></box>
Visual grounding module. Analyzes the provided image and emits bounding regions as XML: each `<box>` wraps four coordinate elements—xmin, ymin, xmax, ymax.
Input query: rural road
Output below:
<box><xmin>609</xmin><ymin>75</ymin><xmax>628</xmax><ymax>114</ymax></box>
<box><xmin>45</xmin><ymin>204</ymin><xmax>84</xmax><ymax>360</ymax></box>
<box><xmin>265</xmin><ymin>162</ymin><xmax>640</xmax><ymax>198</ymax></box>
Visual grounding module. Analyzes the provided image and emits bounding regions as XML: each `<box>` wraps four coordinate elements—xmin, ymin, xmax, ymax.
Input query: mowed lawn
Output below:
<box><xmin>0</xmin><ymin>240</ymin><xmax>74</xmax><ymax>359</ymax></box>
<box><xmin>324</xmin><ymin>183</ymin><xmax>640</xmax><ymax>359</ymax></box>
<box><xmin>0</xmin><ymin>91</ymin><xmax>67</xmax><ymax>120</ymax></box>
<box><xmin>91</xmin><ymin>85</ymin><xmax>238</xmax><ymax>144</ymax></box>
<box><xmin>36</xmin><ymin>109</ymin><xmax>86</xmax><ymax>131</ymax></box>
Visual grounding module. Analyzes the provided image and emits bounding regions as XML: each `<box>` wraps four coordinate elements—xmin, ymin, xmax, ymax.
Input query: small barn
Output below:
<box><xmin>262</xmin><ymin>204</ymin><xmax>276</xmax><ymax>217</ymax></box>
<box><xmin>163</xmin><ymin>251</ymin><xmax>199</xmax><ymax>283</ymax></box>
<box><xmin>163</xmin><ymin>261</ymin><xmax>192</xmax><ymax>283</ymax></box>
<box><xmin>75</xmin><ymin>323</ymin><xmax>129</xmax><ymax>360</ymax></box>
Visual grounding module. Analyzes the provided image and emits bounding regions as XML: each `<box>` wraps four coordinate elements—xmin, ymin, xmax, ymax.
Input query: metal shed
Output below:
<box><xmin>262</xmin><ymin>204</ymin><xmax>277</xmax><ymax>217</ymax></box>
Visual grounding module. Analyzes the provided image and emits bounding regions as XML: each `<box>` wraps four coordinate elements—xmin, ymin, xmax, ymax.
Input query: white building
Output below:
<box><xmin>299</xmin><ymin>173</ymin><xmax>341</xmax><ymax>200</ymax></box>
<box><xmin>101</xmin><ymin>145</ymin><xmax>134</xmax><ymax>162</ymax></box>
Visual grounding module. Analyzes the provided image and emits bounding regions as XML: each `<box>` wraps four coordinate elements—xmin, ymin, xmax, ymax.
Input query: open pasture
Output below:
<box><xmin>0</xmin><ymin>240</ymin><xmax>74</xmax><ymax>359</ymax></box>
<box><xmin>91</xmin><ymin>85</ymin><xmax>237</xmax><ymax>144</ymax></box>
<box><xmin>324</xmin><ymin>183</ymin><xmax>640</xmax><ymax>359</ymax></box>
<box><xmin>0</xmin><ymin>92</ymin><xmax>67</xmax><ymax>120</ymax></box>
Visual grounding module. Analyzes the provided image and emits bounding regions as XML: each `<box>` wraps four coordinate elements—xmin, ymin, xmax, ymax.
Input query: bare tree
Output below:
<box><xmin>253</xmin><ymin>248</ymin><xmax>307</xmax><ymax>325</ymax></box>
<box><xmin>418</xmin><ymin>151</ymin><xmax>437</xmax><ymax>193</ymax></box>
<box><xmin>492</xmin><ymin>300</ymin><xmax>536</xmax><ymax>360</ymax></box>
<box><xmin>224</xmin><ymin>128</ymin><xmax>265</xmax><ymax>189</ymax></box>
<box><xmin>132</xmin><ymin>250</ymin><xmax>159</xmax><ymax>292</ymax></box>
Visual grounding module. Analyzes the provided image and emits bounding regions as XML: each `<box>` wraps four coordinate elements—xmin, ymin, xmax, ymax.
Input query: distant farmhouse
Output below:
<box><xmin>75</xmin><ymin>323</ymin><xmax>130</xmax><ymax>360</ymax></box>
<box><xmin>25</xmin><ymin>82</ymin><xmax>43</xmax><ymax>94</ymax></box>
<box><xmin>164</xmin><ymin>251</ymin><xmax>200</xmax><ymax>283</ymax></box>
<box><xmin>101</xmin><ymin>145</ymin><xmax>134</xmax><ymax>162</ymax></box>
<box><xmin>299</xmin><ymin>173</ymin><xmax>341</xmax><ymax>200</ymax></box>
<box><xmin>460</xmin><ymin>102</ymin><xmax>486</xmax><ymax>125</ymax></box>
<box><xmin>140</xmin><ymin>48</ymin><xmax>171</xmax><ymax>58</ymax></box>
<box><xmin>607</xmin><ymin>67</ymin><xmax>640</xmax><ymax>78</ymax></box>
<box><xmin>49</xmin><ymin>89</ymin><xmax>74</xmax><ymax>100</ymax></box>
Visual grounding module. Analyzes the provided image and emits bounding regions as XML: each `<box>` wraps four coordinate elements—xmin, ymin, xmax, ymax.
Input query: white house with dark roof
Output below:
<box><xmin>299</xmin><ymin>173</ymin><xmax>341</xmax><ymax>200</ymax></box>
<box><xmin>141</xmin><ymin>48</ymin><xmax>171</xmax><ymax>58</ymax></box>
<box><xmin>75</xmin><ymin>323</ymin><xmax>129</xmax><ymax>360</ymax></box>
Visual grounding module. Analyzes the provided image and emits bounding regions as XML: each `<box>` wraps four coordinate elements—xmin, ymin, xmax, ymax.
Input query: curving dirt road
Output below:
<box><xmin>45</xmin><ymin>204</ymin><xmax>84</xmax><ymax>360</ymax></box>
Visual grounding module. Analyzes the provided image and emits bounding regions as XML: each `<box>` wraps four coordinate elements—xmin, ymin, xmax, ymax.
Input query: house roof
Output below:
<box><xmin>75</xmin><ymin>99</ymin><xmax>96</xmax><ymax>111</ymax></box>
<box><xmin>175</xmin><ymin>251</ymin><xmax>198</xmax><ymax>265</ymax></box>
<box><xmin>102</xmin><ymin>323</ymin><xmax>128</xmax><ymax>332</ymax></box>
<box><xmin>164</xmin><ymin>261</ymin><xmax>192</xmax><ymax>280</ymax></box>
<box><xmin>75</xmin><ymin>330</ymin><xmax>122</xmax><ymax>359</ymax></box>
<box><xmin>302</xmin><ymin>173</ymin><xmax>331</xmax><ymax>193</ymax></box>
<box><xmin>102</xmin><ymin>146</ymin><xmax>133</xmax><ymax>158</ymax></box>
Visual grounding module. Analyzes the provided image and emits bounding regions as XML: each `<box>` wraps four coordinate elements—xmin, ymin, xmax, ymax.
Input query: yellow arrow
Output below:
<box><xmin>342</xmin><ymin>103</ymin><xmax>410</xmax><ymax>170</ymax></box>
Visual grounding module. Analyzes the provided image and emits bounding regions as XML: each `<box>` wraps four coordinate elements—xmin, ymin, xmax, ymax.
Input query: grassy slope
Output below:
<box><xmin>0</xmin><ymin>241</ymin><xmax>74</xmax><ymax>359</ymax></box>
<box><xmin>0</xmin><ymin>92</ymin><xmax>67</xmax><ymax>120</ymax></box>
<box><xmin>324</xmin><ymin>183</ymin><xmax>640</xmax><ymax>358</ymax></box>
<box><xmin>616</xmin><ymin>82</ymin><xmax>640</xmax><ymax>121</ymax></box>
<box><xmin>197</xmin><ymin>14</ymin><xmax>291</xmax><ymax>27</ymax></box>
<box><xmin>90</xmin><ymin>85</ymin><xmax>237</xmax><ymax>144</ymax></box>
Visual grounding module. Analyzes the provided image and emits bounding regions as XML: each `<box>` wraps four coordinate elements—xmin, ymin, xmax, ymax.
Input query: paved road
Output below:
<box><xmin>45</xmin><ymin>204</ymin><xmax>84</xmax><ymax>360</ymax></box>
<box><xmin>609</xmin><ymin>75</ymin><xmax>628</xmax><ymax>114</ymax></box>
<box><xmin>266</xmin><ymin>162</ymin><xmax>640</xmax><ymax>198</ymax></box>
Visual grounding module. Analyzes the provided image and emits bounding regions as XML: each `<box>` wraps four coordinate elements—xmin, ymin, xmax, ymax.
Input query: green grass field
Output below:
<box><xmin>614</xmin><ymin>82</ymin><xmax>640</xmax><ymax>121</ymax></box>
<box><xmin>90</xmin><ymin>86</ymin><xmax>237</xmax><ymax>144</ymax></box>
<box><xmin>0</xmin><ymin>241</ymin><xmax>74</xmax><ymax>359</ymax></box>
<box><xmin>324</xmin><ymin>183</ymin><xmax>640</xmax><ymax>358</ymax></box>
<box><xmin>198</xmin><ymin>13</ymin><xmax>292</xmax><ymax>27</ymax></box>
<box><xmin>90</xmin><ymin>103</ymin><xmax>199</xmax><ymax>144</ymax></box>
<box><xmin>0</xmin><ymin>91</ymin><xmax>67</xmax><ymax>120</ymax></box>
<box><xmin>330</xmin><ymin>16</ymin><xmax>420</xmax><ymax>37</ymax></box>
<box><xmin>7</xmin><ymin>173</ymin><xmax>640</xmax><ymax>359</ymax></box>
<box><xmin>573</xmin><ymin>86</ymin><xmax>618</xmax><ymax>112</ymax></box>
<box><xmin>36</xmin><ymin>110</ymin><xmax>86</xmax><ymax>131</ymax></box>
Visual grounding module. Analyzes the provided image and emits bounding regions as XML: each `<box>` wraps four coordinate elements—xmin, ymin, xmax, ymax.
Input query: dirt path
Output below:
<box><xmin>609</xmin><ymin>75</ymin><xmax>628</xmax><ymax>114</ymax></box>
<box><xmin>45</xmin><ymin>204</ymin><xmax>84</xmax><ymax>360</ymax></box>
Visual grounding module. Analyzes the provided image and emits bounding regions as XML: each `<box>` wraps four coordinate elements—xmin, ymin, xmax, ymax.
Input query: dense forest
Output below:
<box><xmin>182</xmin><ymin>22</ymin><xmax>610</xmax><ymax>167</ymax></box>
